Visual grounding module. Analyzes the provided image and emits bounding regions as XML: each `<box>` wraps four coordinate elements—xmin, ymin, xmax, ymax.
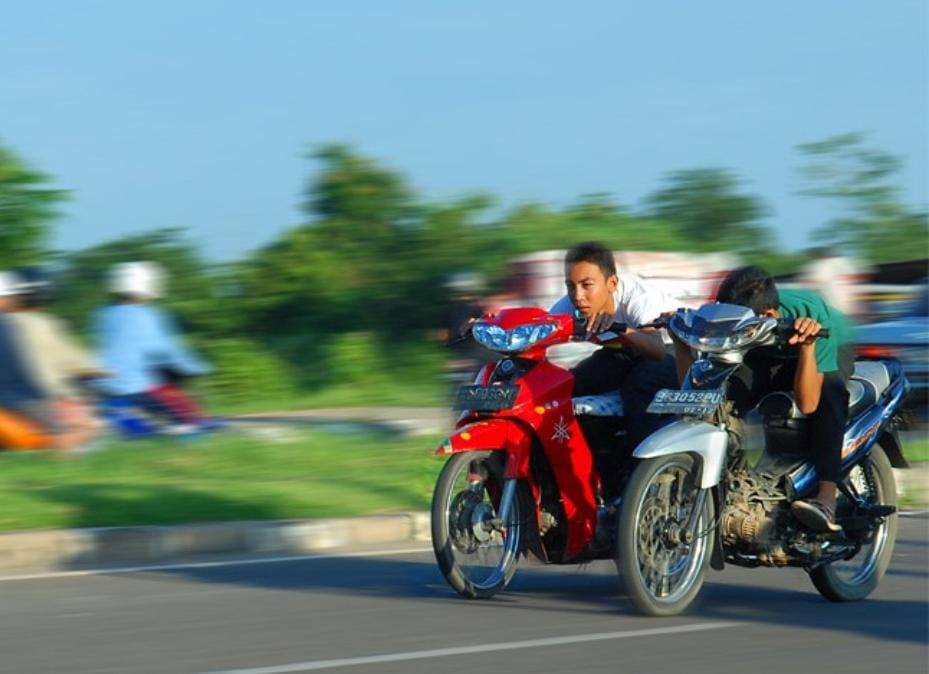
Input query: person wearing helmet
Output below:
<box><xmin>2</xmin><ymin>267</ymin><xmax>103</xmax><ymax>450</ymax></box>
<box><xmin>0</xmin><ymin>274</ymin><xmax>51</xmax><ymax>450</ymax></box>
<box><xmin>94</xmin><ymin>261</ymin><xmax>212</xmax><ymax>430</ymax></box>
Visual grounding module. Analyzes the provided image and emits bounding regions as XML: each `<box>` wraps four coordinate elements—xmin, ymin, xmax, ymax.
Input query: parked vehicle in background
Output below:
<box><xmin>855</xmin><ymin>283</ymin><xmax>929</xmax><ymax>410</ymax></box>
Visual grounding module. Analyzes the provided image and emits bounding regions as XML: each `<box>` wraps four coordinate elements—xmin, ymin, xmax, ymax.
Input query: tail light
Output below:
<box><xmin>857</xmin><ymin>345</ymin><xmax>898</xmax><ymax>359</ymax></box>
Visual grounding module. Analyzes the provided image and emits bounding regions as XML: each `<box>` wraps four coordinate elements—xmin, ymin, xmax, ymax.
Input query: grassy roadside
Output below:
<box><xmin>0</xmin><ymin>427</ymin><xmax>923</xmax><ymax>532</ymax></box>
<box><xmin>0</xmin><ymin>429</ymin><xmax>445</xmax><ymax>531</ymax></box>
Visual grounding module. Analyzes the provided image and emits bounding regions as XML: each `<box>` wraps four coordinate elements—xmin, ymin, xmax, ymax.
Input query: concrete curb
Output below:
<box><xmin>0</xmin><ymin>512</ymin><xmax>431</xmax><ymax>573</ymax></box>
<box><xmin>0</xmin><ymin>464</ymin><xmax>925</xmax><ymax>575</ymax></box>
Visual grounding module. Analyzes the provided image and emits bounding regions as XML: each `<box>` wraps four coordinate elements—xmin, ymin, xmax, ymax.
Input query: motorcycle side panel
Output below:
<box><xmin>632</xmin><ymin>419</ymin><xmax>729</xmax><ymax>489</ymax></box>
<box><xmin>789</xmin><ymin>370</ymin><xmax>909</xmax><ymax>496</ymax></box>
<box><xmin>438</xmin><ymin>359</ymin><xmax>599</xmax><ymax>560</ymax></box>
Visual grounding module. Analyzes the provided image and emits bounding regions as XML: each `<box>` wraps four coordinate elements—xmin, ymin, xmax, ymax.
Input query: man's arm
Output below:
<box><xmin>672</xmin><ymin>339</ymin><xmax>693</xmax><ymax>386</ymax></box>
<box><xmin>619</xmin><ymin>328</ymin><xmax>667</xmax><ymax>361</ymax></box>
<box><xmin>790</xmin><ymin>317</ymin><xmax>825</xmax><ymax>414</ymax></box>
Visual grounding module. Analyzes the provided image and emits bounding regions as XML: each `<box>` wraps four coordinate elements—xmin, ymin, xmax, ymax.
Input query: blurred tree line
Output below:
<box><xmin>1</xmin><ymin>134</ymin><xmax>925</xmax><ymax>406</ymax></box>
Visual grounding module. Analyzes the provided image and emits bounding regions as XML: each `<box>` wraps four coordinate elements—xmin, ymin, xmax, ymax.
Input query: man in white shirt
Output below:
<box><xmin>550</xmin><ymin>242</ymin><xmax>678</xmax><ymax>494</ymax></box>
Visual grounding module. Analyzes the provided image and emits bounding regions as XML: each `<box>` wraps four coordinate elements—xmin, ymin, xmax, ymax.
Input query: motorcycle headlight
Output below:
<box><xmin>472</xmin><ymin>322</ymin><xmax>556</xmax><ymax>353</ymax></box>
<box><xmin>685</xmin><ymin>326</ymin><xmax>757</xmax><ymax>352</ymax></box>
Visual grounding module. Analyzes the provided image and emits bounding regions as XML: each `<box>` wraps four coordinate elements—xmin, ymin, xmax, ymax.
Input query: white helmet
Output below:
<box><xmin>0</xmin><ymin>271</ymin><xmax>22</xmax><ymax>297</ymax></box>
<box><xmin>109</xmin><ymin>261</ymin><xmax>165</xmax><ymax>300</ymax></box>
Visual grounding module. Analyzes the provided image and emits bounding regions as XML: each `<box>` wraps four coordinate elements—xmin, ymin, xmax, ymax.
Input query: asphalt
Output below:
<box><xmin>0</xmin><ymin>515</ymin><xmax>925</xmax><ymax>674</ymax></box>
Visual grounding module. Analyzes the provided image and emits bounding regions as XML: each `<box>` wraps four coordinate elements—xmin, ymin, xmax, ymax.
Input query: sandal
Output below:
<box><xmin>791</xmin><ymin>498</ymin><xmax>842</xmax><ymax>533</ymax></box>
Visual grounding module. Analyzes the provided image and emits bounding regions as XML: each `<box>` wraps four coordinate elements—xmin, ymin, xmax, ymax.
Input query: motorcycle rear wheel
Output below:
<box><xmin>809</xmin><ymin>444</ymin><xmax>898</xmax><ymax>602</ymax></box>
<box><xmin>431</xmin><ymin>451</ymin><xmax>522</xmax><ymax>599</ymax></box>
<box><xmin>616</xmin><ymin>453</ymin><xmax>713</xmax><ymax>616</ymax></box>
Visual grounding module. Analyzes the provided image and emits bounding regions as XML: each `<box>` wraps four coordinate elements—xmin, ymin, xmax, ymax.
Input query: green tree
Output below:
<box><xmin>0</xmin><ymin>143</ymin><xmax>67</xmax><ymax>267</ymax></box>
<box><xmin>797</xmin><ymin>132</ymin><xmax>929</xmax><ymax>263</ymax></box>
<box><xmin>644</xmin><ymin>168</ymin><xmax>769</xmax><ymax>252</ymax></box>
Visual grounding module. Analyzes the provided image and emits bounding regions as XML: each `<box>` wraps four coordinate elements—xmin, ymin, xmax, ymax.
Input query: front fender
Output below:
<box><xmin>436</xmin><ymin>419</ymin><xmax>534</xmax><ymax>479</ymax></box>
<box><xmin>633</xmin><ymin>419</ymin><xmax>729</xmax><ymax>489</ymax></box>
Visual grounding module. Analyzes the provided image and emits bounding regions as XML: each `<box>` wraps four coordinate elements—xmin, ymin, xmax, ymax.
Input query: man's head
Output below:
<box><xmin>563</xmin><ymin>241</ymin><xmax>618</xmax><ymax>317</ymax></box>
<box><xmin>716</xmin><ymin>266</ymin><xmax>780</xmax><ymax>317</ymax></box>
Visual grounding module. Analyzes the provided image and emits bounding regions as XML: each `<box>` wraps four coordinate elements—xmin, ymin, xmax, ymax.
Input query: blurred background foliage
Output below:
<box><xmin>1</xmin><ymin>135</ymin><xmax>925</xmax><ymax>409</ymax></box>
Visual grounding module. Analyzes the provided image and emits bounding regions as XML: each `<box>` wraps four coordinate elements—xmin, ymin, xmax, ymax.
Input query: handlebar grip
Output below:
<box><xmin>775</xmin><ymin>319</ymin><xmax>831</xmax><ymax>341</ymax></box>
<box><xmin>607</xmin><ymin>322</ymin><xmax>628</xmax><ymax>335</ymax></box>
<box><xmin>572</xmin><ymin>313</ymin><xmax>589</xmax><ymax>340</ymax></box>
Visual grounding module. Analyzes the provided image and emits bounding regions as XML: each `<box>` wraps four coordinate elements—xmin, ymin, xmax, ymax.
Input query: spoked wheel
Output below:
<box><xmin>431</xmin><ymin>451</ymin><xmax>522</xmax><ymax>598</ymax></box>
<box><xmin>810</xmin><ymin>445</ymin><xmax>898</xmax><ymax>602</ymax></box>
<box><xmin>617</xmin><ymin>454</ymin><xmax>713</xmax><ymax>616</ymax></box>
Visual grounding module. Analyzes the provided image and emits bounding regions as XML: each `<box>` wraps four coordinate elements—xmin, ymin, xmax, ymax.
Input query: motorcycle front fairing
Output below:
<box><xmin>436</xmin><ymin>358</ymin><xmax>600</xmax><ymax>560</ymax></box>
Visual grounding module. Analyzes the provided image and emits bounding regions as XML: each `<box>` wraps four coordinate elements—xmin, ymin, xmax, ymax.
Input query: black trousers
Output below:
<box><xmin>728</xmin><ymin>346</ymin><xmax>854</xmax><ymax>484</ymax></box>
<box><xmin>571</xmin><ymin>348</ymin><xmax>678</xmax><ymax>496</ymax></box>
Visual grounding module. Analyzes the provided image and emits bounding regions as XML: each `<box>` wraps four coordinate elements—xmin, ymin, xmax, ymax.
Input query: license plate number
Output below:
<box><xmin>454</xmin><ymin>385</ymin><xmax>520</xmax><ymax>411</ymax></box>
<box><xmin>647</xmin><ymin>389</ymin><xmax>724</xmax><ymax>416</ymax></box>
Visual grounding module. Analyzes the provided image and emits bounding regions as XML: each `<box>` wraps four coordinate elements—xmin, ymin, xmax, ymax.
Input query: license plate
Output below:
<box><xmin>454</xmin><ymin>385</ymin><xmax>520</xmax><ymax>411</ymax></box>
<box><xmin>647</xmin><ymin>389</ymin><xmax>724</xmax><ymax>416</ymax></box>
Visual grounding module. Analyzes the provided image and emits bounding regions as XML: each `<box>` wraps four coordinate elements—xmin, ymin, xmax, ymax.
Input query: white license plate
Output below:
<box><xmin>647</xmin><ymin>389</ymin><xmax>724</xmax><ymax>416</ymax></box>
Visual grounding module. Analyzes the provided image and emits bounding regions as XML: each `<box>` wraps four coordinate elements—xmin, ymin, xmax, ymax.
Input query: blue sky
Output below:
<box><xmin>2</xmin><ymin>0</ymin><xmax>927</xmax><ymax>260</ymax></box>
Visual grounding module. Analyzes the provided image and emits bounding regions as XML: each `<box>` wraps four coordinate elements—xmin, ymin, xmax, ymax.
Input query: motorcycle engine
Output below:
<box><xmin>721</xmin><ymin>470</ymin><xmax>790</xmax><ymax>565</ymax></box>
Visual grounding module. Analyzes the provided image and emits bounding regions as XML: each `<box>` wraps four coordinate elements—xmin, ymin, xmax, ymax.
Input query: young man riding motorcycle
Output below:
<box><xmin>672</xmin><ymin>265</ymin><xmax>854</xmax><ymax>532</ymax></box>
<box><xmin>549</xmin><ymin>242</ymin><xmax>679</xmax><ymax>494</ymax></box>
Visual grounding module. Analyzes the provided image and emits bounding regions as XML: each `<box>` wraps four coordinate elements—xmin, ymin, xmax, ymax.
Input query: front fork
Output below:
<box><xmin>470</xmin><ymin>477</ymin><xmax>519</xmax><ymax>534</ymax></box>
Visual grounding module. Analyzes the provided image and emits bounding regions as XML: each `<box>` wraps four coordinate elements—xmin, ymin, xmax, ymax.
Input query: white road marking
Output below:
<box><xmin>196</xmin><ymin>622</ymin><xmax>739</xmax><ymax>674</ymax></box>
<box><xmin>899</xmin><ymin>510</ymin><xmax>928</xmax><ymax>517</ymax></box>
<box><xmin>0</xmin><ymin>547</ymin><xmax>432</xmax><ymax>583</ymax></box>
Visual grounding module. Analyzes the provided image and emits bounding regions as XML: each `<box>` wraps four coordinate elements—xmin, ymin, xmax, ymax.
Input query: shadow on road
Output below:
<box><xmin>150</xmin><ymin>528</ymin><xmax>928</xmax><ymax>646</ymax></box>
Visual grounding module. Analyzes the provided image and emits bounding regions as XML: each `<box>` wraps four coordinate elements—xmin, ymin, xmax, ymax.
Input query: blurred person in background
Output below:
<box><xmin>674</xmin><ymin>266</ymin><xmax>854</xmax><ymax>532</ymax></box>
<box><xmin>550</xmin><ymin>242</ymin><xmax>679</xmax><ymax>495</ymax></box>
<box><xmin>0</xmin><ymin>272</ymin><xmax>85</xmax><ymax>450</ymax></box>
<box><xmin>441</xmin><ymin>272</ymin><xmax>489</xmax><ymax>386</ymax></box>
<box><xmin>799</xmin><ymin>247</ymin><xmax>869</xmax><ymax>318</ymax></box>
<box><xmin>94</xmin><ymin>261</ymin><xmax>215</xmax><ymax>432</ymax></box>
<box><xmin>3</xmin><ymin>267</ymin><xmax>104</xmax><ymax>449</ymax></box>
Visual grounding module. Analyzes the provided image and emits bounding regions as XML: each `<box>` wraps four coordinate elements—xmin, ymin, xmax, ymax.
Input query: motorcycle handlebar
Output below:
<box><xmin>571</xmin><ymin>314</ymin><xmax>628</xmax><ymax>341</ymax></box>
<box><xmin>775</xmin><ymin>318</ymin><xmax>830</xmax><ymax>342</ymax></box>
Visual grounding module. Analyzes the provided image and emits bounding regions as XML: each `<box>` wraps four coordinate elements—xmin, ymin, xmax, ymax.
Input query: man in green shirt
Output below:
<box><xmin>679</xmin><ymin>266</ymin><xmax>854</xmax><ymax>532</ymax></box>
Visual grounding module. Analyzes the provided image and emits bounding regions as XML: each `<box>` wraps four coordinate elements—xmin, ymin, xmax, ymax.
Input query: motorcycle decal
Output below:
<box><xmin>842</xmin><ymin>418</ymin><xmax>881</xmax><ymax>459</ymax></box>
<box><xmin>552</xmin><ymin>416</ymin><xmax>571</xmax><ymax>443</ymax></box>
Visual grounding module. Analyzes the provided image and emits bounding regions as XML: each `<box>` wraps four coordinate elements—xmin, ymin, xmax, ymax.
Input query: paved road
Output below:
<box><xmin>1</xmin><ymin>515</ymin><xmax>926</xmax><ymax>674</ymax></box>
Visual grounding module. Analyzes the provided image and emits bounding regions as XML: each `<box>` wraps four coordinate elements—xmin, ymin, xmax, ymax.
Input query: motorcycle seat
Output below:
<box><xmin>572</xmin><ymin>392</ymin><xmax>624</xmax><ymax>417</ymax></box>
<box><xmin>851</xmin><ymin>361</ymin><xmax>891</xmax><ymax>397</ymax></box>
<box><xmin>759</xmin><ymin>361</ymin><xmax>893</xmax><ymax>422</ymax></box>
<box><xmin>846</xmin><ymin>361</ymin><xmax>893</xmax><ymax>419</ymax></box>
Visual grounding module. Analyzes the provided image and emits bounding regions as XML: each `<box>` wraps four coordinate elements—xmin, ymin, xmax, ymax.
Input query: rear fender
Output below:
<box><xmin>436</xmin><ymin>419</ymin><xmax>534</xmax><ymax>479</ymax></box>
<box><xmin>633</xmin><ymin>419</ymin><xmax>729</xmax><ymax>489</ymax></box>
<box><xmin>878</xmin><ymin>426</ymin><xmax>909</xmax><ymax>469</ymax></box>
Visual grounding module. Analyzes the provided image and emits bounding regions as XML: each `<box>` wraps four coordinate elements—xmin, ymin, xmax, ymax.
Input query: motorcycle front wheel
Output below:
<box><xmin>431</xmin><ymin>451</ymin><xmax>522</xmax><ymax>599</ymax></box>
<box><xmin>616</xmin><ymin>453</ymin><xmax>713</xmax><ymax>616</ymax></box>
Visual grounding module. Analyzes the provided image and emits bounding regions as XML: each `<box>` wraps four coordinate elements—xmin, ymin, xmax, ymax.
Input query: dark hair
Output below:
<box><xmin>716</xmin><ymin>266</ymin><xmax>779</xmax><ymax>314</ymax></box>
<box><xmin>564</xmin><ymin>241</ymin><xmax>617</xmax><ymax>279</ymax></box>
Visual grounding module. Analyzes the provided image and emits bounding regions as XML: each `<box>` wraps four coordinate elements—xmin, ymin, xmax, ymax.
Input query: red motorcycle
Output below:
<box><xmin>431</xmin><ymin>307</ymin><xmax>632</xmax><ymax>598</ymax></box>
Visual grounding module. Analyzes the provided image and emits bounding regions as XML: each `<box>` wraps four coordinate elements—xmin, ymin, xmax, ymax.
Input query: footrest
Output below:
<box><xmin>867</xmin><ymin>504</ymin><xmax>897</xmax><ymax>517</ymax></box>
